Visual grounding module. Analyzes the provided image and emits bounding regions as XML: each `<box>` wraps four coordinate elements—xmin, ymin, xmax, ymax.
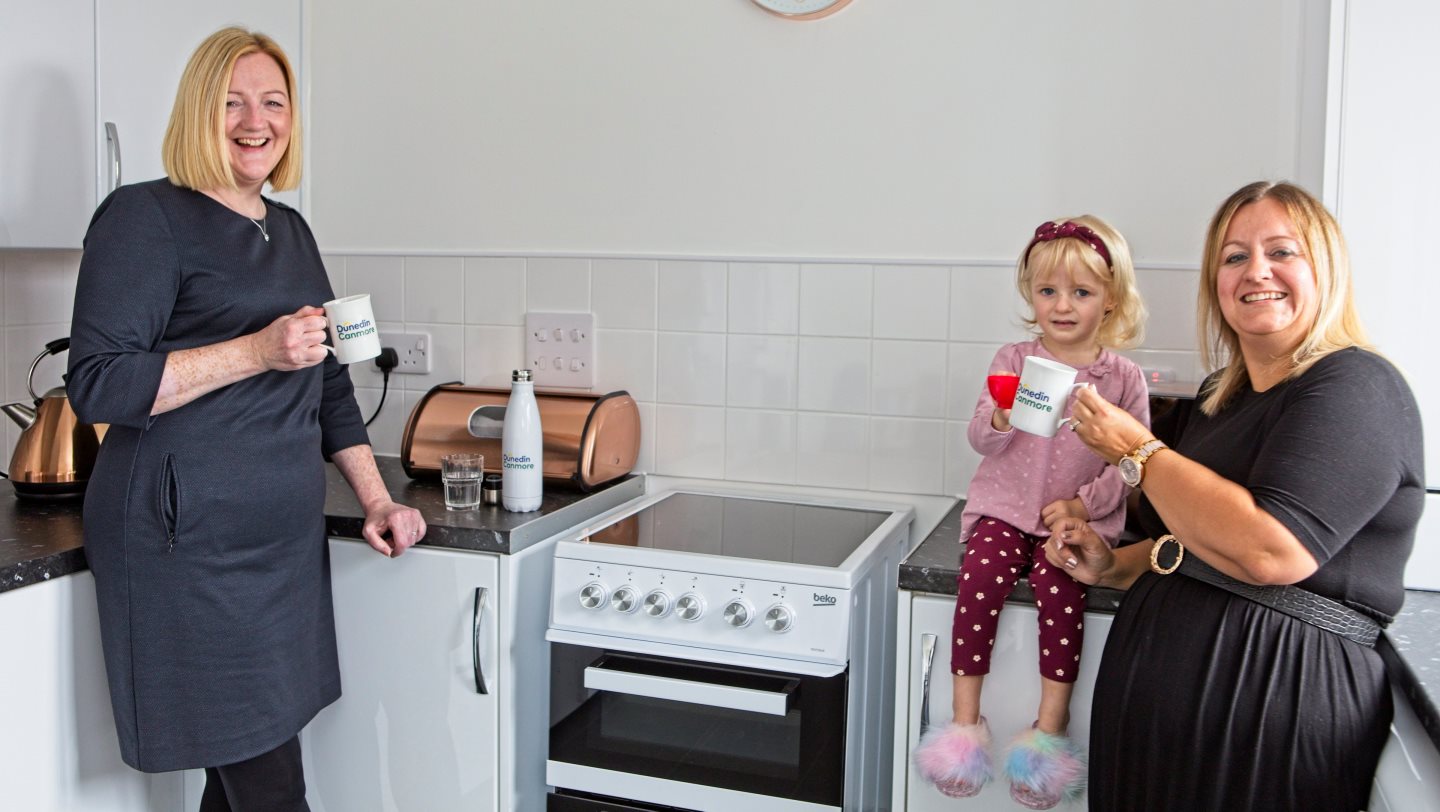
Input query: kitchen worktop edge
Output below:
<box><xmin>0</xmin><ymin>456</ymin><xmax>643</xmax><ymax>594</ymax></box>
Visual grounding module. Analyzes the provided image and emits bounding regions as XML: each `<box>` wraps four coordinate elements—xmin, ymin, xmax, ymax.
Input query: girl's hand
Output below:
<box><xmin>991</xmin><ymin>408</ymin><xmax>1013</xmax><ymax>432</ymax></box>
<box><xmin>1070</xmin><ymin>386</ymin><xmax>1150</xmax><ymax>465</ymax></box>
<box><xmin>1044</xmin><ymin>516</ymin><xmax>1113</xmax><ymax>587</ymax></box>
<box><xmin>249</xmin><ymin>306</ymin><xmax>331</xmax><ymax>371</ymax></box>
<box><xmin>1041</xmin><ymin>497</ymin><xmax>1089</xmax><ymax>527</ymax></box>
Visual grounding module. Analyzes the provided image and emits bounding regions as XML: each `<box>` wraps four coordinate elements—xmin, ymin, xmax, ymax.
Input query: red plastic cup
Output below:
<box><xmin>987</xmin><ymin>373</ymin><xmax>1020</xmax><ymax>409</ymax></box>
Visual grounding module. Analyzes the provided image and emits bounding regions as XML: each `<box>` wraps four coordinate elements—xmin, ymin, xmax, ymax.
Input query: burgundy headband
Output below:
<box><xmin>1023</xmin><ymin>220</ymin><xmax>1113</xmax><ymax>268</ymax></box>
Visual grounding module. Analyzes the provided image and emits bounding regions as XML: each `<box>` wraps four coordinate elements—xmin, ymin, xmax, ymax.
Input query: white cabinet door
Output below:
<box><xmin>303</xmin><ymin>541</ymin><xmax>501</xmax><ymax>812</ymax></box>
<box><xmin>0</xmin><ymin>573</ymin><xmax>183</xmax><ymax>811</ymax></box>
<box><xmin>95</xmin><ymin>0</ymin><xmax>303</xmax><ymax>211</ymax></box>
<box><xmin>0</xmin><ymin>0</ymin><xmax>96</xmax><ymax>249</ymax></box>
<box><xmin>898</xmin><ymin>592</ymin><xmax>1111</xmax><ymax>812</ymax></box>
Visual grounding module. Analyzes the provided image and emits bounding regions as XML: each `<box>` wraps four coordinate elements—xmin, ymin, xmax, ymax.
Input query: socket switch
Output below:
<box><xmin>388</xmin><ymin>332</ymin><xmax>432</xmax><ymax>375</ymax></box>
<box><xmin>525</xmin><ymin>312</ymin><xmax>595</xmax><ymax>388</ymax></box>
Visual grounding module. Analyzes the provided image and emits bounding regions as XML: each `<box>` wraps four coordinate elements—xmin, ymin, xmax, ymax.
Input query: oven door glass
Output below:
<box><xmin>549</xmin><ymin>643</ymin><xmax>846</xmax><ymax>807</ymax></box>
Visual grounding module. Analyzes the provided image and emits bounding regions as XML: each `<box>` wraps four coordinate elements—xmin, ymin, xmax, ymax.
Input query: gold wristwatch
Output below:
<box><xmin>1119</xmin><ymin>439</ymin><xmax>1167</xmax><ymax>488</ymax></box>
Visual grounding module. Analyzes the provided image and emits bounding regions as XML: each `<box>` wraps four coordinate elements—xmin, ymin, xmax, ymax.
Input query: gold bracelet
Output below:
<box><xmin>1125</xmin><ymin>433</ymin><xmax>1156</xmax><ymax>458</ymax></box>
<box><xmin>1149</xmin><ymin>534</ymin><xmax>1184</xmax><ymax>575</ymax></box>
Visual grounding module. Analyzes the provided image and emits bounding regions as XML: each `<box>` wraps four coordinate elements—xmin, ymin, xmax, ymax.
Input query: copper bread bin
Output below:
<box><xmin>400</xmin><ymin>384</ymin><xmax>640</xmax><ymax>491</ymax></box>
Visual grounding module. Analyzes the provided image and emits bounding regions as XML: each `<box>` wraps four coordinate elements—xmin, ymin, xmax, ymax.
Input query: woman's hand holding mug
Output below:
<box><xmin>1069</xmin><ymin>386</ymin><xmax>1151</xmax><ymax>465</ymax></box>
<box><xmin>250</xmin><ymin>305</ymin><xmax>331</xmax><ymax>371</ymax></box>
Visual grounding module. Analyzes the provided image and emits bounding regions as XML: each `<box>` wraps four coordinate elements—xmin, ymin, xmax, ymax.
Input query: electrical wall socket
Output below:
<box><xmin>387</xmin><ymin>332</ymin><xmax>432</xmax><ymax>375</ymax></box>
<box><xmin>1142</xmin><ymin>366</ymin><xmax>1176</xmax><ymax>384</ymax></box>
<box><xmin>525</xmin><ymin>312</ymin><xmax>595</xmax><ymax>389</ymax></box>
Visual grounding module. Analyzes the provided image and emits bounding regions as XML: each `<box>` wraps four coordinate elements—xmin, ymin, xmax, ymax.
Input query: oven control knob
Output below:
<box><xmin>642</xmin><ymin>589</ymin><xmax>673</xmax><ymax>618</ymax></box>
<box><xmin>722</xmin><ymin>599</ymin><xmax>754</xmax><ymax>628</ymax></box>
<box><xmin>675</xmin><ymin>593</ymin><xmax>705</xmax><ymax>621</ymax></box>
<box><xmin>578</xmin><ymin>582</ymin><xmax>608</xmax><ymax>610</ymax></box>
<box><xmin>764</xmin><ymin>604</ymin><xmax>795</xmax><ymax>633</ymax></box>
<box><xmin>611</xmin><ymin>586</ymin><xmax>639</xmax><ymax>614</ymax></box>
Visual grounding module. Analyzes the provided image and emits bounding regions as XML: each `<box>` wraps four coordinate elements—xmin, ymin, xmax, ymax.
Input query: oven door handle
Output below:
<box><xmin>583</xmin><ymin>665</ymin><xmax>795</xmax><ymax>716</ymax></box>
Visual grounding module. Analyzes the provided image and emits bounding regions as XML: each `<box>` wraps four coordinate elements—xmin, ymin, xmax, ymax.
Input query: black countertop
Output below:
<box><xmin>900</xmin><ymin>502</ymin><xmax>1440</xmax><ymax>753</ymax></box>
<box><xmin>0</xmin><ymin>456</ymin><xmax>643</xmax><ymax>595</ymax></box>
<box><xmin>898</xmin><ymin>501</ymin><xmax>1125</xmax><ymax>613</ymax></box>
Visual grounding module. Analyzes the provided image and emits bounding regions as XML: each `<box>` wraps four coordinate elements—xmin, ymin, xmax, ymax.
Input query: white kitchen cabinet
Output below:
<box><xmin>892</xmin><ymin>591</ymin><xmax>1111</xmax><ymax>812</ymax></box>
<box><xmin>0</xmin><ymin>1</ymin><xmax>96</xmax><ymax>249</ymax></box>
<box><xmin>305</xmin><ymin>534</ymin><xmax>565</xmax><ymax>811</ymax></box>
<box><xmin>0</xmin><ymin>573</ymin><xmax>183</xmax><ymax>812</ymax></box>
<box><xmin>893</xmin><ymin>590</ymin><xmax>1440</xmax><ymax>811</ymax></box>
<box><xmin>0</xmin><ymin>0</ymin><xmax>301</xmax><ymax>250</ymax></box>
<box><xmin>1370</xmin><ymin>680</ymin><xmax>1440</xmax><ymax>812</ymax></box>
<box><xmin>303</xmin><ymin>540</ymin><xmax>501</xmax><ymax>811</ymax></box>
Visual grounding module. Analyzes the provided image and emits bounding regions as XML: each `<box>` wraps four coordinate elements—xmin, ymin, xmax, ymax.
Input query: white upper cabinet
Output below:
<box><xmin>0</xmin><ymin>1</ymin><xmax>96</xmax><ymax>249</ymax></box>
<box><xmin>0</xmin><ymin>0</ymin><xmax>302</xmax><ymax>250</ymax></box>
<box><xmin>95</xmin><ymin>0</ymin><xmax>303</xmax><ymax>211</ymax></box>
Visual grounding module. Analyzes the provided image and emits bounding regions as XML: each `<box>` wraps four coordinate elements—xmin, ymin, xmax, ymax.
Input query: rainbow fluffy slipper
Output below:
<box><xmin>912</xmin><ymin>717</ymin><xmax>993</xmax><ymax>798</ymax></box>
<box><xmin>1002</xmin><ymin>725</ymin><xmax>1087</xmax><ymax>809</ymax></box>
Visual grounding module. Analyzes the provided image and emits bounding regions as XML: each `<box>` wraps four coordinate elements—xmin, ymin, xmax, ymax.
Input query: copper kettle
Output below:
<box><xmin>1</xmin><ymin>338</ymin><xmax>104</xmax><ymax>499</ymax></box>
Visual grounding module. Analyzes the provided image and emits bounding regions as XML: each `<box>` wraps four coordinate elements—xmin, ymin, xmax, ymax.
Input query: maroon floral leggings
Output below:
<box><xmin>950</xmin><ymin>517</ymin><xmax>1087</xmax><ymax>683</ymax></box>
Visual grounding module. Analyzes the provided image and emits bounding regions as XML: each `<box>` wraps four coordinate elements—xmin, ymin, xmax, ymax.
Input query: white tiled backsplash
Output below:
<box><xmin>0</xmin><ymin>250</ymin><xmax>1203</xmax><ymax>498</ymax></box>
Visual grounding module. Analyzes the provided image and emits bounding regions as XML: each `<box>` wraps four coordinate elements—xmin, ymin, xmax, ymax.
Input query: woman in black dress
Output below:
<box><xmin>1048</xmin><ymin>181</ymin><xmax>1423</xmax><ymax>810</ymax></box>
<box><xmin>67</xmin><ymin>27</ymin><xmax>427</xmax><ymax>811</ymax></box>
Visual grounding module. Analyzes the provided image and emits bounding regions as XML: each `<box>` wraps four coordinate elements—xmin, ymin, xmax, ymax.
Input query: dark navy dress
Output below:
<box><xmin>1089</xmin><ymin>350</ymin><xmax>1424</xmax><ymax>811</ymax></box>
<box><xmin>67</xmin><ymin>179</ymin><xmax>370</xmax><ymax>772</ymax></box>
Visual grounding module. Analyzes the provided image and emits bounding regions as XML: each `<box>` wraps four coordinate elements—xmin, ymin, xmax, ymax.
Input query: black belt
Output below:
<box><xmin>1153</xmin><ymin>541</ymin><xmax>1381</xmax><ymax>647</ymax></box>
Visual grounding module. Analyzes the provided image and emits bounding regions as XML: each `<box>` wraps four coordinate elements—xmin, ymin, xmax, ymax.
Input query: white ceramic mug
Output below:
<box><xmin>1010</xmin><ymin>355</ymin><xmax>1088</xmax><ymax>437</ymax></box>
<box><xmin>322</xmin><ymin>293</ymin><xmax>381</xmax><ymax>365</ymax></box>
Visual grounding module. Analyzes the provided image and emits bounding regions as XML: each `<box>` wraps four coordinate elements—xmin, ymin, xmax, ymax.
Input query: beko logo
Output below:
<box><xmin>813</xmin><ymin>592</ymin><xmax>837</xmax><ymax>606</ymax></box>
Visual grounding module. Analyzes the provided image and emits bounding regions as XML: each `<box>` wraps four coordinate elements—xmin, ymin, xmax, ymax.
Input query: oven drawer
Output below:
<box><xmin>549</xmin><ymin>642</ymin><xmax>846</xmax><ymax>809</ymax></box>
<box><xmin>548</xmin><ymin>788</ymin><xmax>697</xmax><ymax>811</ymax></box>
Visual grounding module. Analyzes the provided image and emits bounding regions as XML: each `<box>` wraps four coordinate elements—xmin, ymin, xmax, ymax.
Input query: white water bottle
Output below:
<box><xmin>501</xmin><ymin>369</ymin><xmax>543</xmax><ymax>512</ymax></box>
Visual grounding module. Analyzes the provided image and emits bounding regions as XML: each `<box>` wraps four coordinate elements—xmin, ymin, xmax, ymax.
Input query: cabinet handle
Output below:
<box><xmin>104</xmin><ymin>122</ymin><xmax>122</xmax><ymax>193</ymax></box>
<box><xmin>472</xmin><ymin>586</ymin><xmax>490</xmax><ymax>695</ymax></box>
<box><xmin>919</xmin><ymin>632</ymin><xmax>937</xmax><ymax>735</ymax></box>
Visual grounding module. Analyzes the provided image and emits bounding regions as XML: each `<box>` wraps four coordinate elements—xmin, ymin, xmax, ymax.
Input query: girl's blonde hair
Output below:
<box><xmin>1017</xmin><ymin>214</ymin><xmax>1146</xmax><ymax>350</ymax></box>
<box><xmin>1197</xmin><ymin>181</ymin><xmax>1370</xmax><ymax>415</ymax></box>
<box><xmin>162</xmin><ymin>27</ymin><xmax>301</xmax><ymax>193</ymax></box>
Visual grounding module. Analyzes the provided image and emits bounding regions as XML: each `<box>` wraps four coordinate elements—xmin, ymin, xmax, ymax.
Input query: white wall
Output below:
<box><xmin>284</xmin><ymin>0</ymin><xmax>1330</xmax><ymax>501</ymax></box>
<box><xmin>0</xmin><ymin>249</ymin><xmax>1198</xmax><ymax>501</ymax></box>
<box><xmin>0</xmin><ymin>251</ymin><xmax>78</xmax><ymax>456</ymax></box>
<box><xmin>305</xmin><ymin>0</ymin><xmax>1330</xmax><ymax>263</ymax></box>
<box><xmin>0</xmin><ymin>1</ymin><xmax>1333</xmax><ymax>500</ymax></box>
<box><xmin>1331</xmin><ymin>0</ymin><xmax>1440</xmax><ymax>588</ymax></box>
<box><xmin>317</xmin><ymin>252</ymin><xmax>1201</xmax><ymax>499</ymax></box>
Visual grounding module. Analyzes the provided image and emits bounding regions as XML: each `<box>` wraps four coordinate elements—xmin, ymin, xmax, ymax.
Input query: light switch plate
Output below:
<box><xmin>525</xmin><ymin>312</ymin><xmax>595</xmax><ymax>389</ymax></box>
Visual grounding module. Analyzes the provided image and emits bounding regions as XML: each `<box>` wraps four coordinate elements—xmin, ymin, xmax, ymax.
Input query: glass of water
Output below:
<box><xmin>441</xmin><ymin>452</ymin><xmax>483</xmax><ymax>510</ymax></box>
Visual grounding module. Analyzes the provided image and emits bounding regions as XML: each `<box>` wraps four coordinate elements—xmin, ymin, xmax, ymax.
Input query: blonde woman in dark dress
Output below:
<box><xmin>67</xmin><ymin>27</ymin><xmax>426</xmax><ymax>811</ymax></box>
<box><xmin>1049</xmin><ymin>181</ymin><xmax>1423</xmax><ymax>811</ymax></box>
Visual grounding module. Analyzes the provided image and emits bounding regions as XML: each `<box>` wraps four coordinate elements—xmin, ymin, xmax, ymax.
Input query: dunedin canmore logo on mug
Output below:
<box><xmin>1009</xmin><ymin>355</ymin><xmax>1089</xmax><ymax>437</ymax></box>
<box><xmin>1014</xmin><ymin>383</ymin><xmax>1054</xmax><ymax>413</ymax></box>
<box><xmin>322</xmin><ymin>293</ymin><xmax>382</xmax><ymax>365</ymax></box>
<box><xmin>336</xmin><ymin>318</ymin><xmax>376</xmax><ymax>342</ymax></box>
